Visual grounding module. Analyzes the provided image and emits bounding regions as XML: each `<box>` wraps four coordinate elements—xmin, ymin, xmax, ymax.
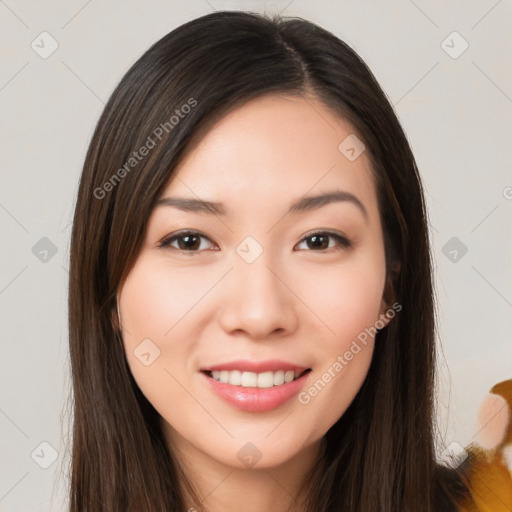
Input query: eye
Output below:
<box><xmin>295</xmin><ymin>231</ymin><xmax>352</xmax><ymax>252</ymax></box>
<box><xmin>158</xmin><ymin>230</ymin><xmax>216</xmax><ymax>253</ymax></box>
<box><xmin>158</xmin><ymin>230</ymin><xmax>352</xmax><ymax>254</ymax></box>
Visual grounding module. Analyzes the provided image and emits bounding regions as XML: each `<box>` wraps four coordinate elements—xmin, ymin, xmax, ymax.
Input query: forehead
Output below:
<box><xmin>159</xmin><ymin>94</ymin><xmax>379</xmax><ymax>221</ymax></box>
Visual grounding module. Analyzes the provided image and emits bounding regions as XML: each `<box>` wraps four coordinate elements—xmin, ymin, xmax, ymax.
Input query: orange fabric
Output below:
<box><xmin>456</xmin><ymin>379</ymin><xmax>512</xmax><ymax>511</ymax></box>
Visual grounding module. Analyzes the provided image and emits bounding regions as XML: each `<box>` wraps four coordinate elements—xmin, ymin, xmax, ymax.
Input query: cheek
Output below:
<box><xmin>120</xmin><ymin>257</ymin><xmax>221</xmax><ymax>342</ymax></box>
<box><xmin>291</xmin><ymin>252</ymin><xmax>385</xmax><ymax>424</ymax></box>
<box><xmin>298</xmin><ymin>254</ymin><xmax>386</xmax><ymax>349</ymax></box>
<box><xmin>117</xmin><ymin>259</ymin><xmax>215</xmax><ymax>399</ymax></box>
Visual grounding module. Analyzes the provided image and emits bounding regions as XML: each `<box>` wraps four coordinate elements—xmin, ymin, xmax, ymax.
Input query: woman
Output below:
<box><xmin>67</xmin><ymin>10</ymin><xmax>503</xmax><ymax>511</ymax></box>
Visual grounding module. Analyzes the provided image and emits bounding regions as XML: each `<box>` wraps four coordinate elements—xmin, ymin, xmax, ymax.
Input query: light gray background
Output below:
<box><xmin>1</xmin><ymin>1</ymin><xmax>511</xmax><ymax>510</ymax></box>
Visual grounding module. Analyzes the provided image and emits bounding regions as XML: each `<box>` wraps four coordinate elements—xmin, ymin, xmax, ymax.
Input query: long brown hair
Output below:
<box><xmin>67</xmin><ymin>10</ymin><xmax>471</xmax><ymax>511</ymax></box>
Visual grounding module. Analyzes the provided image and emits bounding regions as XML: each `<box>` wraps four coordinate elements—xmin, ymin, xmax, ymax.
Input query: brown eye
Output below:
<box><xmin>159</xmin><ymin>231</ymin><xmax>215</xmax><ymax>252</ymax></box>
<box><xmin>295</xmin><ymin>231</ymin><xmax>351</xmax><ymax>252</ymax></box>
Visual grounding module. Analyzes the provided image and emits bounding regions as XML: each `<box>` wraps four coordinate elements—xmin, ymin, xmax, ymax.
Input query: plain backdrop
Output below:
<box><xmin>1</xmin><ymin>1</ymin><xmax>511</xmax><ymax>510</ymax></box>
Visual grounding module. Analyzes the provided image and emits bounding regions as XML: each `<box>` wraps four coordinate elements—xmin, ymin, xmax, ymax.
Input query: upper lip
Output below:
<box><xmin>200</xmin><ymin>359</ymin><xmax>310</xmax><ymax>373</ymax></box>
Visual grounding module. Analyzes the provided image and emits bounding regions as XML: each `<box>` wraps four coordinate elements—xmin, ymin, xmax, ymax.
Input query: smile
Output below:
<box><xmin>204</xmin><ymin>369</ymin><xmax>310</xmax><ymax>388</ymax></box>
<box><xmin>200</xmin><ymin>365</ymin><xmax>312</xmax><ymax>413</ymax></box>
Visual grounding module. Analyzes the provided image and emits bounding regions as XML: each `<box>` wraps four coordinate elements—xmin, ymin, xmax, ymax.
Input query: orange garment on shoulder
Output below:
<box><xmin>455</xmin><ymin>379</ymin><xmax>512</xmax><ymax>512</ymax></box>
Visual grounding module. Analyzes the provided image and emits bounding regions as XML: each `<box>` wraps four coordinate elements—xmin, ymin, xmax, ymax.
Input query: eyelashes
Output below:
<box><xmin>157</xmin><ymin>230</ymin><xmax>352</xmax><ymax>254</ymax></box>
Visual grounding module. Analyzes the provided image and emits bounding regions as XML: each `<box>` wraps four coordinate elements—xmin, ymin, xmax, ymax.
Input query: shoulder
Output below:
<box><xmin>449</xmin><ymin>379</ymin><xmax>512</xmax><ymax>512</ymax></box>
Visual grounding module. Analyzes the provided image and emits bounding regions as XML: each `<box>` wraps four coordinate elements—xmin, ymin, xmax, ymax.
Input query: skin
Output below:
<box><xmin>117</xmin><ymin>93</ymin><xmax>394</xmax><ymax>512</ymax></box>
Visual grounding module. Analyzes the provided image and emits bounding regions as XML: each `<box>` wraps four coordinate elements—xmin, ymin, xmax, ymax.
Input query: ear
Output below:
<box><xmin>111</xmin><ymin>295</ymin><xmax>121</xmax><ymax>331</ymax></box>
<box><xmin>111</xmin><ymin>307</ymin><xmax>120</xmax><ymax>331</ymax></box>
<box><xmin>377</xmin><ymin>301</ymin><xmax>393</xmax><ymax>329</ymax></box>
<box><xmin>377</xmin><ymin>264</ymin><xmax>400</xmax><ymax>328</ymax></box>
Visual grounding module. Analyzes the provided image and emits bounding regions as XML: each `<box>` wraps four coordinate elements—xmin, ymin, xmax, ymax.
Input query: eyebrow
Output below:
<box><xmin>155</xmin><ymin>190</ymin><xmax>368</xmax><ymax>221</ymax></box>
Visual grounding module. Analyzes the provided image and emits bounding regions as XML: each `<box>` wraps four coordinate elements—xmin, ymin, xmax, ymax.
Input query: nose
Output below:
<box><xmin>217</xmin><ymin>253</ymin><xmax>299</xmax><ymax>340</ymax></box>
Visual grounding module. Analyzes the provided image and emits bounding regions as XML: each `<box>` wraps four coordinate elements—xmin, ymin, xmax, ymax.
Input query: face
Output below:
<box><xmin>117</xmin><ymin>93</ymin><xmax>393</xmax><ymax>470</ymax></box>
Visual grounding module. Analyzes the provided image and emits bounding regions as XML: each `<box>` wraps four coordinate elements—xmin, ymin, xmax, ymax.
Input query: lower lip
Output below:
<box><xmin>201</xmin><ymin>370</ymin><xmax>311</xmax><ymax>412</ymax></box>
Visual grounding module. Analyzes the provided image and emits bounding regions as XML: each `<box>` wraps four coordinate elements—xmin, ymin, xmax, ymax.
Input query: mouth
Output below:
<box><xmin>201</xmin><ymin>368</ymin><xmax>311</xmax><ymax>388</ymax></box>
<box><xmin>199</xmin><ymin>366</ymin><xmax>312</xmax><ymax>412</ymax></box>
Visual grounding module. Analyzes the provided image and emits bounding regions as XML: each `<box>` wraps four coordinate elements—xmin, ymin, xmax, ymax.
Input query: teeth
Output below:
<box><xmin>242</xmin><ymin>371</ymin><xmax>257</xmax><ymax>387</ymax></box>
<box><xmin>209</xmin><ymin>369</ymin><xmax>305</xmax><ymax>388</ymax></box>
<box><xmin>273</xmin><ymin>370</ymin><xmax>285</xmax><ymax>386</ymax></box>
